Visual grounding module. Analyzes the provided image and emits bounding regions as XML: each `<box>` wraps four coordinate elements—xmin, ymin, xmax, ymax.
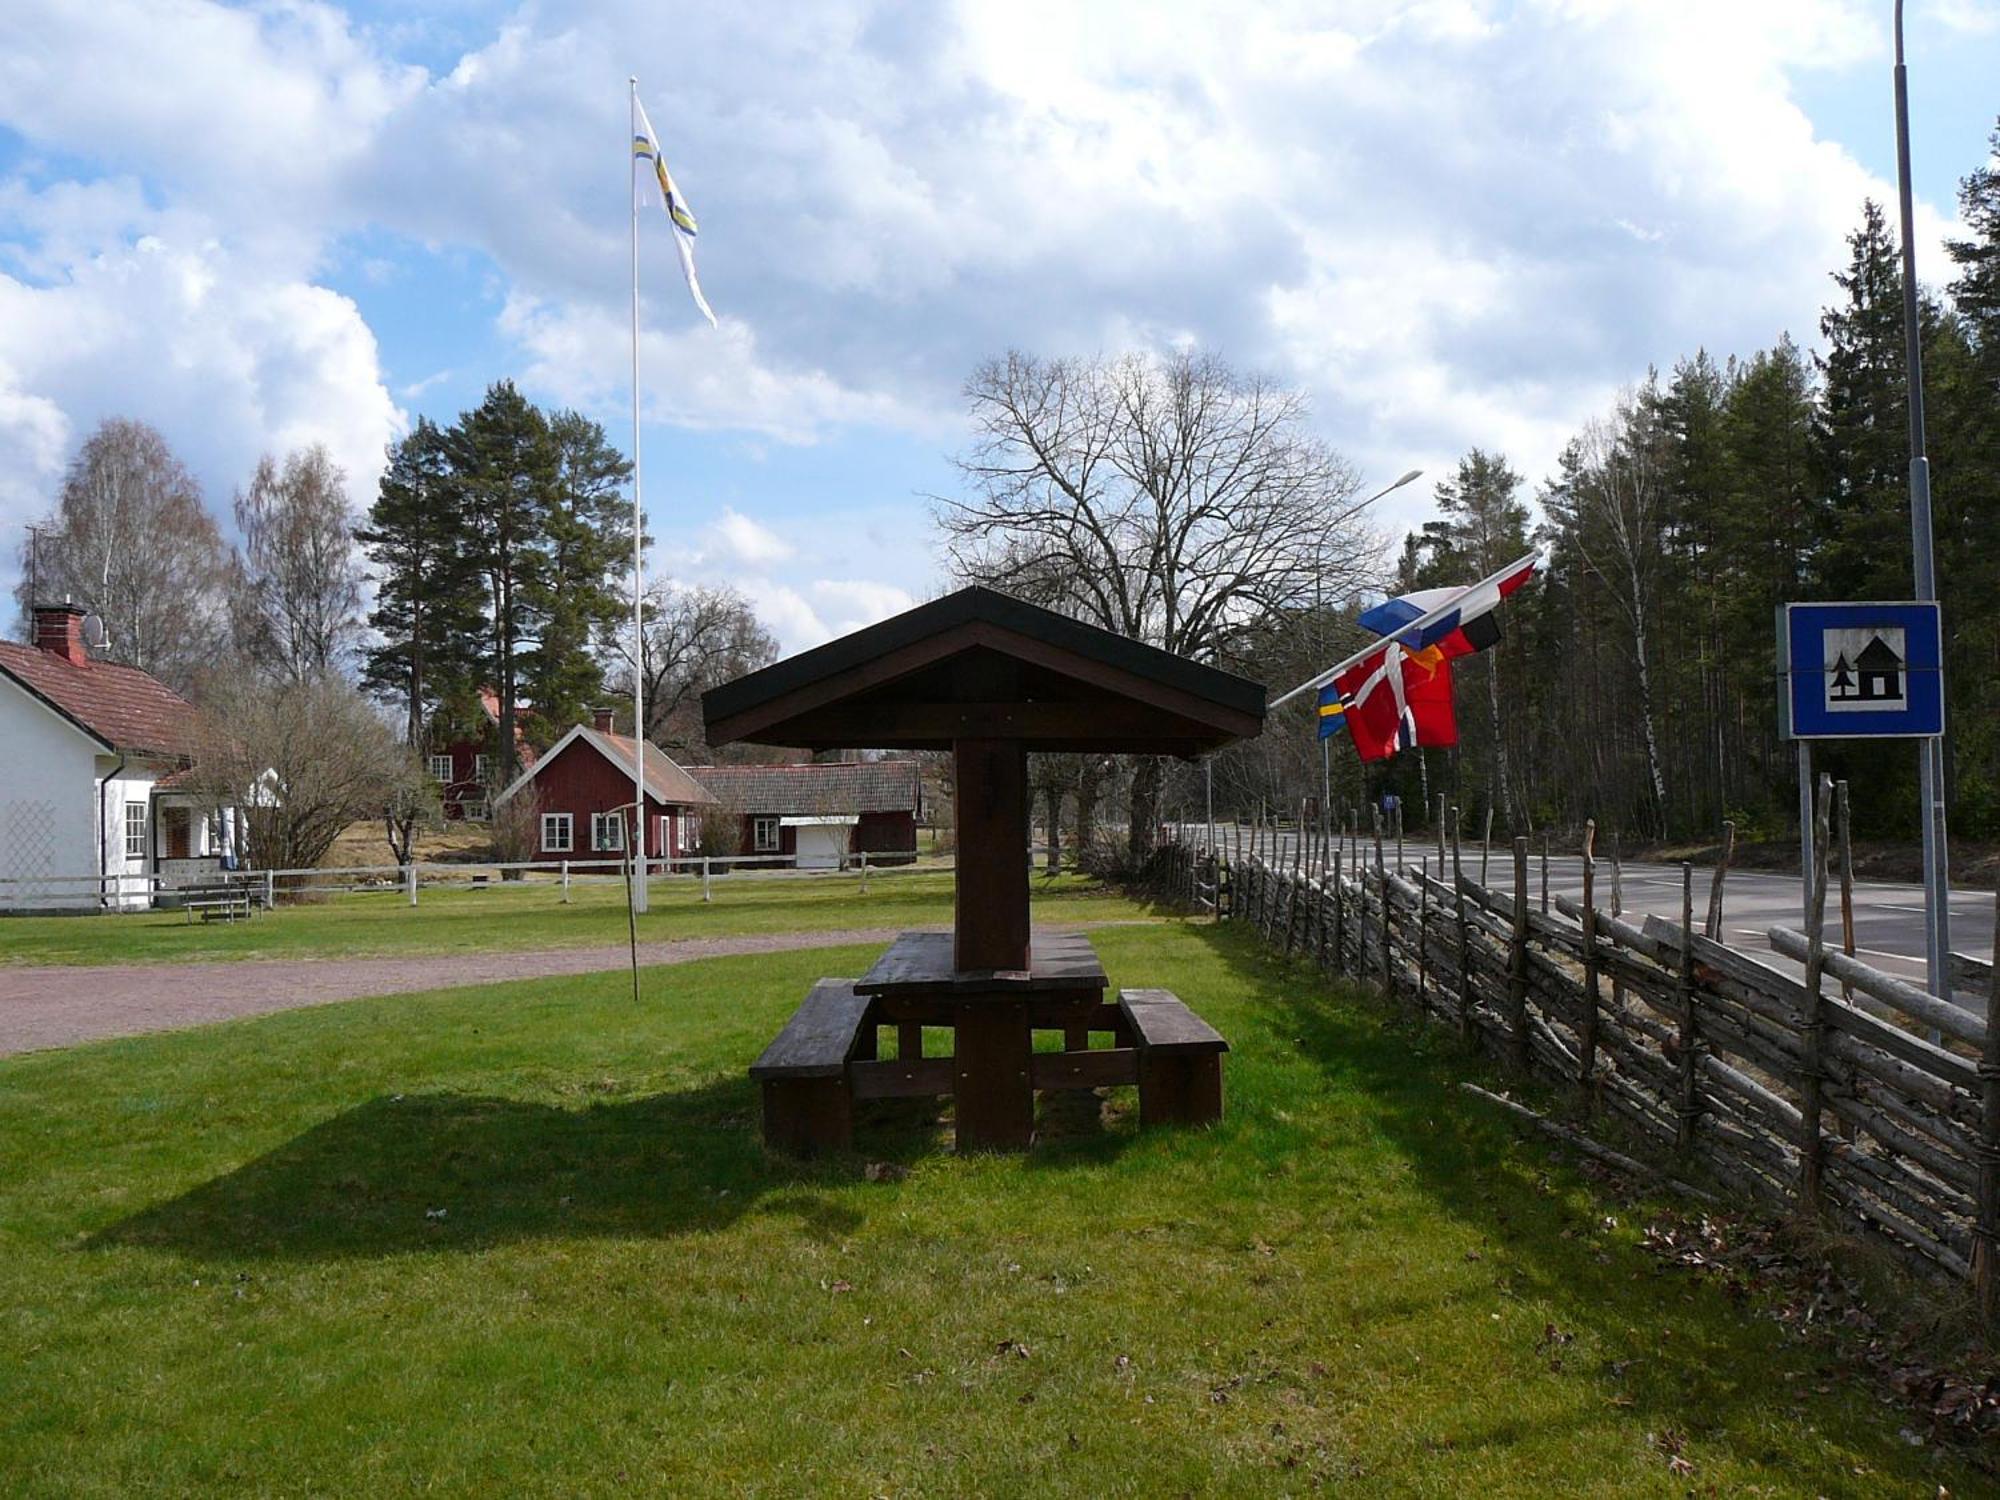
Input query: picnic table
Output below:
<box><xmin>706</xmin><ymin>585</ymin><xmax>1263</xmax><ymax>1153</ymax></box>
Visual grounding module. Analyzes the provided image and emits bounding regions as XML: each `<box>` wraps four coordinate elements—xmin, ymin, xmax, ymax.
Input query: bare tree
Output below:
<box><xmin>1546</xmin><ymin>396</ymin><xmax>1671</xmax><ymax>832</ymax></box>
<box><xmin>186</xmin><ymin>675</ymin><xmax>415</xmax><ymax>874</ymax></box>
<box><xmin>382</xmin><ymin>767</ymin><xmax>443</xmax><ymax>866</ymax></box>
<box><xmin>618</xmin><ymin>581</ymin><xmax>779</xmax><ymax>750</ymax></box>
<box><xmin>937</xmin><ymin>349</ymin><xmax>1375</xmax><ymax>860</ymax></box>
<box><xmin>233</xmin><ymin>445</ymin><xmax>366</xmax><ymax>680</ymax></box>
<box><xmin>11</xmin><ymin>418</ymin><xmax>231</xmax><ymax>690</ymax></box>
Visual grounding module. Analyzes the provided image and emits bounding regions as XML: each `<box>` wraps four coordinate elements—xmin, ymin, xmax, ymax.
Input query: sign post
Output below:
<box><xmin>1778</xmin><ymin>600</ymin><xmax>1947</xmax><ymax>990</ymax></box>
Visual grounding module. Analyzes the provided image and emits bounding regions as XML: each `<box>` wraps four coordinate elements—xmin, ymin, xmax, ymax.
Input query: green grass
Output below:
<box><xmin>0</xmin><ymin>870</ymin><xmax>1135</xmax><ymax>967</ymax></box>
<box><xmin>0</xmin><ymin>911</ymin><xmax>1977</xmax><ymax>1496</ymax></box>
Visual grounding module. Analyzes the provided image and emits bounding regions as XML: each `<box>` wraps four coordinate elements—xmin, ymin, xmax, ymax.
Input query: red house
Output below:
<box><xmin>683</xmin><ymin>760</ymin><xmax>922</xmax><ymax>869</ymax></box>
<box><xmin>491</xmin><ymin>709</ymin><xmax>715</xmax><ymax>863</ymax></box>
<box><xmin>431</xmin><ymin>688</ymin><xmax>536</xmax><ymax>820</ymax></box>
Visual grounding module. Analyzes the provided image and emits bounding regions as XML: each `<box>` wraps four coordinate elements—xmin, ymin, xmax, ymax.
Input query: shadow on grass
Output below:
<box><xmin>93</xmin><ymin>1076</ymin><xmax>881</xmax><ymax>1261</ymax></box>
<box><xmin>1180</xmin><ymin>921</ymin><xmax>1954</xmax><ymax>1490</ymax></box>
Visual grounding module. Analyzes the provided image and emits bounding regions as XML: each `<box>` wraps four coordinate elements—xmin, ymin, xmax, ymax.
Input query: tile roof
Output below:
<box><xmin>685</xmin><ymin>760</ymin><xmax>921</xmax><ymax>816</ymax></box>
<box><xmin>580</xmin><ymin>728</ymin><xmax>718</xmax><ymax>806</ymax></box>
<box><xmin>0</xmin><ymin>641</ymin><xmax>196</xmax><ymax>758</ymax></box>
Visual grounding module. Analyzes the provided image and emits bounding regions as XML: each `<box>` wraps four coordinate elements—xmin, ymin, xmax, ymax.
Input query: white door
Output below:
<box><xmin>794</xmin><ymin>824</ymin><xmax>845</xmax><ymax>870</ymax></box>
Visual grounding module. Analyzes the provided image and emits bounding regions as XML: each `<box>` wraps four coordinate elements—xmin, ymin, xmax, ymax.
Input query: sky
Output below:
<box><xmin>0</xmin><ymin>0</ymin><xmax>1994</xmax><ymax>654</ymax></box>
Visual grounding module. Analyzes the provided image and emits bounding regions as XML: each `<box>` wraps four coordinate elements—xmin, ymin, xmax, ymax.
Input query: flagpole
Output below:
<box><xmin>1270</xmin><ymin>549</ymin><xmax>1542</xmax><ymax>710</ymax></box>
<box><xmin>629</xmin><ymin>75</ymin><xmax>649</xmax><ymax>915</ymax></box>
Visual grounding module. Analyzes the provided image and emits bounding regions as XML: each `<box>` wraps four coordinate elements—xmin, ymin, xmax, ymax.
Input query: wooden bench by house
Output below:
<box><xmin>182</xmin><ymin>882</ymin><xmax>254</xmax><ymax>924</ymax></box>
<box><xmin>749</xmin><ymin>980</ymin><xmax>876</xmax><ymax>1155</ymax></box>
<box><xmin>1119</xmin><ymin>988</ymin><xmax>1228</xmax><ymax>1128</ymax></box>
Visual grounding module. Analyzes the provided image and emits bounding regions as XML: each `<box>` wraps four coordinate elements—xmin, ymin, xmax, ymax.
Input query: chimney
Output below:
<box><xmin>591</xmin><ymin>706</ymin><xmax>616</xmax><ymax>734</ymax></box>
<box><xmin>33</xmin><ymin>601</ymin><xmax>89</xmax><ymax>666</ymax></box>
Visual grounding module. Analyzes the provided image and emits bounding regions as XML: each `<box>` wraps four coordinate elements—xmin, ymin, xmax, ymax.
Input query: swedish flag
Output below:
<box><xmin>1317</xmin><ymin>684</ymin><xmax>1347</xmax><ymax>740</ymax></box>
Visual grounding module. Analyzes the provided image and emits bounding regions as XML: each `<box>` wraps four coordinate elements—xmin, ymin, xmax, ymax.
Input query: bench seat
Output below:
<box><xmin>751</xmin><ymin>980</ymin><xmax>875</xmax><ymax>1154</ymax></box>
<box><xmin>1118</xmin><ymin>988</ymin><xmax>1227</xmax><ymax>1127</ymax></box>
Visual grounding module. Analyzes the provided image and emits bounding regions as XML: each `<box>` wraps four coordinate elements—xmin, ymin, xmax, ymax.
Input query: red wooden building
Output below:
<box><xmin>432</xmin><ymin>688</ymin><xmax>537</xmax><ymax>820</ymax></box>
<box><xmin>685</xmin><ymin>760</ymin><xmax>921</xmax><ymax>868</ymax></box>
<box><xmin>491</xmin><ymin>709</ymin><xmax>715</xmax><ymax>863</ymax></box>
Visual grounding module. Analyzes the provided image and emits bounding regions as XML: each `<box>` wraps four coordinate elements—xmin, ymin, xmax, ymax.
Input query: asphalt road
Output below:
<box><xmin>1182</xmin><ymin>826</ymin><xmax>1995</xmax><ymax>1006</ymax></box>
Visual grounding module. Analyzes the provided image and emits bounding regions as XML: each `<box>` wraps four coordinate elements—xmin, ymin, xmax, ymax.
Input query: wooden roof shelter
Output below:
<box><xmin>704</xmin><ymin>586</ymin><xmax>1265</xmax><ymax>973</ymax></box>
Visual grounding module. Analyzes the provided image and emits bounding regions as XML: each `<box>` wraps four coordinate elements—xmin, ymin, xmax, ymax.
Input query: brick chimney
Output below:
<box><xmin>33</xmin><ymin>601</ymin><xmax>89</xmax><ymax>666</ymax></box>
<box><xmin>591</xmin><ymin>706</ymin><xmax>616</xmax><ymax>733</ymax></box>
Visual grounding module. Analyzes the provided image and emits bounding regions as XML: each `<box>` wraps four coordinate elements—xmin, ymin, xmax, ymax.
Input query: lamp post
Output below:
<box><xmin>1892</xmin><ymin>1</ymin><xmax>1951</xmax><ymax>998</ymax></box>
<box><xmin>1320</xmin><ymin>469</ymin><xmax>1425</xmax><ymax>818</ymax></box>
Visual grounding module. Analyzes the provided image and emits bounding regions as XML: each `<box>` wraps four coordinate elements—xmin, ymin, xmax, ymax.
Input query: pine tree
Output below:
<box><xmin>357</xmin><ymin>418</ymin><xmax>484</xmax><ymax>745</ymax></box>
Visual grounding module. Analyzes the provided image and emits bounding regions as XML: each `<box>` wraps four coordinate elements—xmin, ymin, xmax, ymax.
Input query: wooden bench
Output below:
<box><xmin>750</xmin><ymin>980</ymin><xmax>876</xmax><ymax>1155</ymax></box>
<box><xmin>182</xmin><ymin>883</ymin><xmax>253</xmax><ymax>924</ymax></box>
<box><xmin>1118</xmin><ymin>988</ymin><xmax>1228</xmax><ymax>1128</ymax></box>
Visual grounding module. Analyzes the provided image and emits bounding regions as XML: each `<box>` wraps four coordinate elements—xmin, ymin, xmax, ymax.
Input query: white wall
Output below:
<box><xmin>98</xmin><ymin>762</ymin><xmax>169</xmax><ymax>910</ymax></box>
<box><xmin>0</xmin><ymin>673</ymin><xmax>103</xmax><ymax>910</ymax></box>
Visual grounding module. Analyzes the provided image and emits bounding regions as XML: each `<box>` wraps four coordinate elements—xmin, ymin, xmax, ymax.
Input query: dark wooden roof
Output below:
<box><xmin>686</xmin><ymin>760</ymin><xmax>920</xmax><ymax>815</ymax></box>
<box><xmin>702</xmin><ymin>586</ymin><xmax>1265</xmax><ymax>756</ymax></box>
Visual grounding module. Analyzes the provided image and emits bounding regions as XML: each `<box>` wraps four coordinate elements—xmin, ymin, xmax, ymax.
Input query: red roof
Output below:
<box><xmin>0</xmin><ymin>641</ymin><xmax>196</xmax><ymax>758</ymax></box>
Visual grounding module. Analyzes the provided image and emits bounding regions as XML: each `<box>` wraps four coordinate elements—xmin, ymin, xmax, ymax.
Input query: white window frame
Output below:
<box><xmin>428</xmin><ymin>753</ymin><xmax>454</xmax><ymax>783</ymax></box>
<box><xmin>591</xmin><ymin>812</ymin><xmax>625</xmax><ymax>852</ymax></box>
<box><xmin>541</xmin><ymin>812</ymin><xmax>573</xmax><ymax>853</ymax></box>
<box><xmin>123</xmin><ymin>801</ymin><xmax>148</xmax><ymax>863</ymax></box>
<box><xmin>752</xmin><ymin>815</ymin><xmax>781</xmax><ymax>853</ymax></box>
<box><xmin>474</xmin><ymin>753</ymin><xmax>492</xmax><ymax>781</ymax></box>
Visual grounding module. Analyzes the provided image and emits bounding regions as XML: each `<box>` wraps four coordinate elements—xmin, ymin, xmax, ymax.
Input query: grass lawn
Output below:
<box><xmin>0</xmin><ymin>870</ymin><xmax>1133</xmax><ymax>967</ymax></box>
<box><xmin>0</xmin><ymin>916</ymin><xmax>1978</xmax><ymax>1496</ymax></box>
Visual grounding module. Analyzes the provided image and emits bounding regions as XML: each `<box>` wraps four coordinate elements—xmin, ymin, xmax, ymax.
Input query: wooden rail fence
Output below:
<box><xmin>1150</xmin><ymin>787</ymin><xmax>2000</xmax><ymax>1318</ymax></box>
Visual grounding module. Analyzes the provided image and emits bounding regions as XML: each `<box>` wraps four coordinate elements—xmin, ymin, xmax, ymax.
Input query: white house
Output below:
<box><xmin>0</xmin><ymin>602</ymin><xmax>238</xmax><ymax>912</ymax></box>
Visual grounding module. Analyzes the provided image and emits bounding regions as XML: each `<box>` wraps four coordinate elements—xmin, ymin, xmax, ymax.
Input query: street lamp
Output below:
<box><xmin>1892</xmin><ymin>1</ymin><xmax>1951</xmax><ymax>998</ymax></box>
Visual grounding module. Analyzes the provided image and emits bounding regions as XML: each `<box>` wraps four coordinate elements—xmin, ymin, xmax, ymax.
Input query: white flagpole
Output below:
<box><xmin>1270</xmin><ymin>549</ymin><xmax>1542</xmax><ymax>710</ymax></box>
<box><xmin>629</xmin><ymin>76</ymin><xmax>649</xmax><ymax>915</ymax></box>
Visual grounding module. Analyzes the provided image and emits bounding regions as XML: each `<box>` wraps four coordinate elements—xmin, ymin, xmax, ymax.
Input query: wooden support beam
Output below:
<box><xmin>952</xmin><ymin>736</ymin><xmax>1030</xmax><ymax>973</ymax></box>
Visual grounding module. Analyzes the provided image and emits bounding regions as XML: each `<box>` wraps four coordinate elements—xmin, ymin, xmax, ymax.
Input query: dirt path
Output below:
<box><xmin>0</xmin><ymin>927</ymin><xmax>926</xmax><ymax>1059</ymax></box>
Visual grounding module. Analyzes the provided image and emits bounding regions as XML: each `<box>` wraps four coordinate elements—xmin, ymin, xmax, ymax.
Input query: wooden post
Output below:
<box><xmin>1374</xmin><ymin>808</ymin><xmax>1391</xmax><ymax>998</ymax></box>
<box><xmin>1836</xmin><ymin>781</ymin><xmax>1856</xmax><ymax>1002</ymax></box>
<box><xmin>1480</xmin><ymin>806</ymin><xmax>1493</xmax><ymax>886</ymax></box>
<box><xmin>1675</xmin><ymin>862</ymin><xmax>1700</xmax><ymax>1155</ymax></box>
<box><xmin>1452</xmin><ymin>804</ymin><xmax>1471</xmax><ymax>1041</ymax></box>
<box><xmin>1506</xmin><ymin>837</ymin><xmax>1530</xmax><ymax>1071</ymax></box>
<box><xmin>1976</xmin><ymin>882</ymin><xmax>2000</xmax><ymax>1325</ymax></box>
<box><xmin>702</xmin><ymin>855</ymin><xmax>711</xmax><ymax>903</ymax></box>
<box><xmin>405</xmin><ymin>863</ymin><xmax>417</xmax><ymax>907</ymax></box>
<box><xmin>1394</xmin><ymin>800</ymin><xmax>1404</xmax><ymax>876</ymax></box>
<box><xmin>1539</xmin><ymin>832</ymin><xmax>1549</xmax><ymax>915</ymax></box>
<box><xmin>1704</xmin><ymin>819</ymin><xmax>1736</xmax><ymax>940</ymax></box>
<box><xmin>1799</xmin><ymin>775</ymin><xmax>1834</xmax><ymax>1214</ymax></box>
<box><xmin>952</xmin><ymin>737</ymin><xmax>1030</xmax><ymax>972</ymax></box>
<box><xmin>1434</xmin><ymin>794</ymin><xmax>1447</xmax><ymax>867</ymax></box>
<box><xmin>1331</xmin><ymin>847</ymin><xmax>1345</xmax><ymax>974</ymax></box>
<box><xmin>1579</xmin><ymin>819</ymin><xmax>1600</xmax><ymax>1106</ymax></box>
<box><xmin>561</xmin><ymin>859</ymin><xmax>571</xmax><ymax>904</ymax></box>
<box><xmin>860</xmin><ymin>848</ymin><xmax>870</xmax><ymax>894</ymax></box>
<box><xmin>1417</xmin><ymin>855</ymin><xmax>1430</xmax><ymax>1021</ymax></box>
<box><xmin>1609</xmin><ymin>838</ymin><xmax>1625</xmax><ymax>1019</ymax></box>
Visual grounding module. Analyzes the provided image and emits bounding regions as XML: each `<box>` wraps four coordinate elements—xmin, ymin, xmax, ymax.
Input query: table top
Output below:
<box><xmin>854</xmin><ymin>929</ymin><xmax>1107</xmax><ymax>997</ymax></box>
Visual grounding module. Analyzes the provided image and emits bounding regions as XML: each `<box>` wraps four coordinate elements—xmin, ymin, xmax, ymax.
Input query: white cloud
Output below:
<box><xmin>1924</xmin><ymin>0</ymin><xmax>2000</xmax><ymax>36</ymax></box>
<box><xmin>706</xmin><ymin>508</ymin><xmax>795</xmax><ymax>568</ymax></box>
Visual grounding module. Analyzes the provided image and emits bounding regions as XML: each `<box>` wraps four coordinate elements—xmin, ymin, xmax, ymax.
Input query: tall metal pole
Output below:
<box><xmin>1893</xmin><ymin>4</ymin><xmax>1948</xmax><ymax>994</ymax></box>
<box><xmin>629</xmin><ymin>77</ymin><xmax>649</xmax><ymax>915</ymax></box>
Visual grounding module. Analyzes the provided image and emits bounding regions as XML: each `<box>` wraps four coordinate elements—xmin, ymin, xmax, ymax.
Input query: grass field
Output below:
<box><xmin>0</xmin><ymin>870</ymin><xmax>1133</xmax><ymax>967</ymax></box>
<box><xmin>0</xmin><ymin>910</ymin><xmax>1978</xmax><ymax>1496</ymax></box>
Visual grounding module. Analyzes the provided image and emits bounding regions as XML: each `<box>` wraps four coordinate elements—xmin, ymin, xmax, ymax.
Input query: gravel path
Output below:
<box><xmin>0</xmin><ymin>926</ymin><xmax>928</xmax><ymax>1058</ymax></box>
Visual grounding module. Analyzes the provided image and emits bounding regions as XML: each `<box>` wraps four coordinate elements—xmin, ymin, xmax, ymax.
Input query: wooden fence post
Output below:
<box><xmin>1540</xmin><ymin>833</ymin><xmax>1549</xmax><ymax>915</ymax></box>
<box><xmin>1434</xmin><ymin>794</ymin><xmax>1447</xmax><ymax>868</ymax></box>
<box><xmin>1480</xmin><ymin>806</ymin><xmax>1494</xmax><ymax>886</ymax></box>
<box><xmin>1837</xmin><ymin>781</ymin><xmax>1856</xmax><ymax>1003</ymax></box>
<box><xmin>1507</xmin><ymin>836</ymin><xmax>1530</xmax><ymax>1072</ymax></box>
<box><xmin>1675</xmin><ymin>862</ymin><xmax>1701</xmax><ymax>1155</ymax></box>
<box><xmin>1331</xmin><ymin>848</ymin><xmax>1345</xmax><ymax>973</ymax></box>
<box><xmin>1578</xmin><ymin>819</ymin><xmax>1600</xmax><ymax>1107</ymax></box>
<box><xmin>1609</xmin><ymin>840</ymin><xmax>1625</xmax><ymax>1019</ymax></box>
<box><xmin>561</xmin><ymin>859</ymin><xmax>571</xmax><ymax>904</ymax></box>
<box><xmin>1977</xmin><ymin>881</ymin><xmax>2000</xmax><ymax>1326</ymax></box>
<box><xmin>1799</xmin><ymin>775</ymin><xmax>1834</xmax><ymax>1213</ymax></box>
<box><xmin>1417</xmin><ymin>856</ymin><xmax>1430</xmax><ymax>1021</ymax></box>
<box><xmin>1452</xmin><ymin>805</ymin><xmax>1471</xmax><ymax>1041</ymax></box>
<box><xmin>1374</xmin><ymin>809</ymin><xmax>1391</xmax><ymax>999</ymax></box>
<box><xmin>1704</xmin><ymin>819</ymin><xmax>1736</xmax><ymax>939</ymax></box>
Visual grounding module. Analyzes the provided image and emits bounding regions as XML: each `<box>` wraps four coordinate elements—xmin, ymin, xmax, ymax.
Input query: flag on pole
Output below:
<box><xmin>1316</xmin><ymin>684</ymin><xmax>1348</xmax><ymax>740</ymax></box>
<box><xmin>632</xmin><ymin>96</ymin><xmax>717</xmax><ymax>327</ymax></box>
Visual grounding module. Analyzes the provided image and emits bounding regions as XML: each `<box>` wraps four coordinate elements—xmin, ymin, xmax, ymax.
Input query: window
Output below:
<box><xmin>540</xmin><ymin>813</ymin><xmax>573</xmax><ymax>853</ymax></box>
<box><xmin>123</xmin><ymin>801</ymin><xmax>148</xmax><ymax>862</ymax></box>
<box><xmin>591</xmin><ymin>812</ymin><xmax>625</xmax><ymax>852</ymax></box>
<box><xmin>752</xmin><ymin>815</ymin><xmax>781</xmax><ymax>853</ymax></box>
<box><xmin>428</xmin><ymin>753</ymin><xmax>453</xmax><ymax>783</ymax></box>
<box><xmin>474</xmin><ymin>753</ymin><xmax>492</xmax><ymax>781</ymax></box>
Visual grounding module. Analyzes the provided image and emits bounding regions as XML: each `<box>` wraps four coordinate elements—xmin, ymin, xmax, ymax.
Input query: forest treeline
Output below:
<box><xmin>1189</xmin><ymin>126</ymin><xmax>2000</xmax><ymax>848</ymax></box>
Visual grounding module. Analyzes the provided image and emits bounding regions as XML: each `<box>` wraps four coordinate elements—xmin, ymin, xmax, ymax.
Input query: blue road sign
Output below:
<box><xmin>1779</xmin><ymin>601</ymin><xmax>1943</xmax><ymax>739</ymax></box>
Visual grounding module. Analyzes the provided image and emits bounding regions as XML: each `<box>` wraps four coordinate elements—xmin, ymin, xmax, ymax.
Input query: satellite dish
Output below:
<box><xmin>81</xmin><ymin>613</ymin><xmax>108</xmax><ymax>650</ymax></box>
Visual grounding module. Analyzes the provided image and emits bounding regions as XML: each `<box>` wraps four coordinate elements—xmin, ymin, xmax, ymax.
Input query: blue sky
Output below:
<box><xmin>1</xmin><ymin>0</ymin><xmax>1994</xmax><ymax>652</ymax></box>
